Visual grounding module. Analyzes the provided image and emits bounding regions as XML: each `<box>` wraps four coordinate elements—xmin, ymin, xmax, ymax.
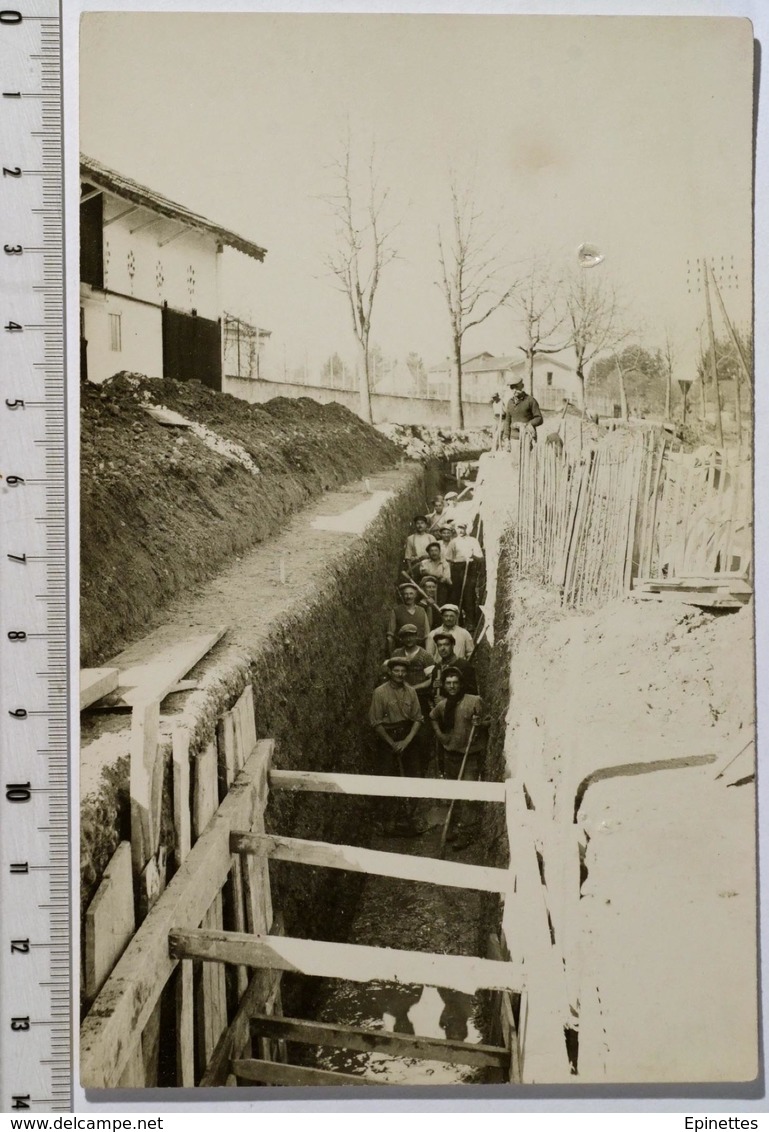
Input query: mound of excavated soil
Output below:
<box><xmin>81</xmin><ymin>373</ymin><xmax>400</xmax><ymax>665</ymax></box>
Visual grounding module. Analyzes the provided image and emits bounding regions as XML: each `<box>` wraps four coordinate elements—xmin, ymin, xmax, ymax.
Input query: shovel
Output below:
<box><xmin>438</xmin><ymin>719</ymin><xmax>477</xmax><ymax>859</ymax></box>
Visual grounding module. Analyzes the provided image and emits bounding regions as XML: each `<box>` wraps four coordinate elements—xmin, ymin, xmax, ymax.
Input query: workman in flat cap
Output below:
<box><xmin>430</xmin><ymin>668</ymin><xmax>487</xmax><ymax>848</ymax></box>
<box><xmin>368</xmin><ymin>655</ymin><xmax>427</xmax><ymax>836</ymax></box>
<box><xmin>403</xmin><ymin>515</ymin><xmax>433</xmax><ymax>576</ymax></box>
<box><xmin>387</xmin><ymin>580</ymin><xmax>431</xmax><ymax>652</ymax></box>
<box><xmin>430</xmin><ymin>631</ymin><xmax>476</xmax><ymax>702</ymax></box>
<box><xmin>418</xmin><ymin>574</ymin><xmax>443</xmax><ymax>634</ymax></box>
<box><xmin>502</xmin><ymin>377</ymin><xmax>543</xmax><ymax>451</ymax></box>
<box><xmin>426</xmin><ymin>604</ymin><xmax>474</xmax><ymax>660</ymax></box>
<box><xmin>418</xmin><ymin>540</ymin><xmax>453</xmax><ymax>605</ymax></box>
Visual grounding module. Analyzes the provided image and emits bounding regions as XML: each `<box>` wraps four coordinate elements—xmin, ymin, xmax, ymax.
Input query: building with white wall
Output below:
<box><xmin>428</xmin><ymin>352</ymin><xmax>582</xmax><ymax>409</ymax></box>
<box><xmin>80</xmin><ymin>156</ymin><xmax>267</xmax><ymax>389</ymax></box>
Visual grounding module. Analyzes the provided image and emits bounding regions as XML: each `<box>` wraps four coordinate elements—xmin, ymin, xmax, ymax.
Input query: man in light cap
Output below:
<box><xmin>502</xmin><ymin>377</ymin><xmax>543</xmax><ymax>451</ymax></box>
<box><xmin>368</xmin><ymin>655</ymin><xmax>426</xmax><ymax>836</ymax></box>
<box><xmin>387</xmin><ymin>580</ymin><xmax>430</xmax><ymax>652</ymax></box>
<box><xmin>442</xmin><ymin>521</ymin><xmax>484</xmax><ymax>625</ymax></box>
<box><xmin>426</xmin><ymin>604</ymin><xmax>474</xmax><ymax>660</ymax></box>
<box><xmin>418</xmin><ymin>540</ymin><xmax>452</xmax><ymax>605</ymax></box>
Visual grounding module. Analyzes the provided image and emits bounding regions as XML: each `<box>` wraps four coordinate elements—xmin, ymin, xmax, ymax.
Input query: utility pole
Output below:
<box><xmin>702</xmin><ymin>257</ymin><xmax>724</xmax><ymax>448</ymax></box>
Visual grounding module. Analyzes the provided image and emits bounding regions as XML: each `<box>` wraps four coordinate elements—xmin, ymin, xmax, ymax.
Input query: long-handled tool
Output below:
<box><xmin>458</xmin><ymin>557</ymin><xmax>472</xmax><ymax>623</ymax></box>
<box><xmin>438</xmin><ymin>719</ymin><xmax>477</xmax><ymax>859</ymax></box>
<box><xmin>400</xmin><ymin>570</ymin><xmax>442</xmax><ymax>610</ymax></box>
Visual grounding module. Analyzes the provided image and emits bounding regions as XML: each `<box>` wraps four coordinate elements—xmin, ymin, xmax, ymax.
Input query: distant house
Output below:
<box><xmin>79</xmin><ymin>155</ymin><xmax>267</xmax><ymax>390</ymax></box>
<box><xmin>428</xmin><ymin>352</ymin><xmax>580</xmax><ymax>407</ymax></box>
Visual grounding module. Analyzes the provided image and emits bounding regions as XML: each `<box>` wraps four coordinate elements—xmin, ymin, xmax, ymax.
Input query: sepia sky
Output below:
<box><xmin>80</xmin><ymin>12</ymin><xmax>754</xmax><ymax>379</ymax></box>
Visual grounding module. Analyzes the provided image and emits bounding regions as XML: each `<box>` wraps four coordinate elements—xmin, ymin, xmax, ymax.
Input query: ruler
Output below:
<box><xmin>0</xmin><ymin>1</ymin><xmax>70</xmax><ymax>1114</ymax></box>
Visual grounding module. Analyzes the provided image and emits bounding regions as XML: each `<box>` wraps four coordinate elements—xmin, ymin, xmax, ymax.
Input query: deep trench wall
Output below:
<box><xmin>81</xmin><ymin>374</ymin><xmax>401</xmax><ymax>666</ymax></box>
<box><xmin>81</xmin><ymin>463</ymin><xmax>441</xmax><ymax>1018</ymax></box>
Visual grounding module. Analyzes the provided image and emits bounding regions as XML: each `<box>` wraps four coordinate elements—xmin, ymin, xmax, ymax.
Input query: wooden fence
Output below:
<box><xmin>511</xmin><ymin>430</ymin><xmax>752</xmax><ymax>607</ymax></box>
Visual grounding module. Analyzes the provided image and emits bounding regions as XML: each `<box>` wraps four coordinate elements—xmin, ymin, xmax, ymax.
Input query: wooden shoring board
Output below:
<box><xmin>487</xmin><ymin>932</ymin><xmax>521</xmax><ymax>1084</ymax></box>
<box><xmin>217</xmin><ymin>700</ymin><xmax>252</xmax><ymax>999</ymax></box>
<box><xmin>193</xmin><ymin>740</ymin><xmax>228</xmax><ymax>1071</ymax></box>
<box><xmin>116</xmin><ymin>628</ymin><xmax>227</xmax><ymax>708</ymax></box>
<box><xmin>232</xmin><ymin>1059</ymin><xmax>370</xmax><ymax>1087</ymax></box>
<box><xmin>231</xmin><ymin>830</ymin><xmax>510</xmax><ymax>894</ymax></box>
<box><xmin>84</xmin><ymin>841</ymin><xmax>134</xmax><ymax>1003</ymax></box>
<box><xmin>502</xmin><ymin>780</ymin><xmax>572</xmax><ymax>1083</ymax></box>
<box><xmin>169</xmin><ymin>929</ymin><xmax>523</xmax><ymax>994</ymax></box>
<box><xmin>199</xmin><ymin>914</ymin><xmax>286</xmax><ymax>1087</ymax></box>
<box><xmin>248</xmin><ymin>1013</ymin><xmax>509</xmax><ymax>1070</ymax></box>
<box><xmin>232</xmin><ymin>684</ymin><xmax>257</xmax><ymax>776</ymax></box>
<box><xmin>80</xmin><ymin>667</ymin><xmax>119</xmax><ymax>711</ymax></box>
<box><xmin>129</xmin><ymin>699</ymin><xmax>161</xmax><ymax>876</ymax></box>
<box><xmin>171</xmin><ymin>728</ymin><xmax>194</xmax><ymax>1086</ymax></box>
<box><xmin>80</xmin><ymin>740</ymin><xmax>274</xmax><ymax>1089</ymax></box>
<box><xmin>269</xmin><ymin>769</ymin><xmax>505</xmax><ymax>803</ymax></box>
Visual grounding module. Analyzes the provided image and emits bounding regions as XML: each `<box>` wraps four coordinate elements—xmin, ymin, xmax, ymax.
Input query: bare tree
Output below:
<box><xmin>509</xmin><ymin>263</ymin><xmax>569</xmax><ymax>395</ymax></box>
<box><xmin>437</xmin><ymin>179</ymin><xmax>517</xmax><ymax>429</ymax></box>
<box><xmin>565</xmin><ymin>271</ymin><xmax>626</xmax><ymax>414</ymax></box>
<box><xmin>323</xmin><ymin>138</ymin><xmax>398</xmax><ymax>423</ymax></box>
<box><xmin>662</xmin><ymin>330</ymin><xmax>676</xmax><ymax>420</ymax></box>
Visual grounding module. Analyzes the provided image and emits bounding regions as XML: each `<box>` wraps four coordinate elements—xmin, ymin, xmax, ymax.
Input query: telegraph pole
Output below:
<box><xmin>702</xmin><ymin>257</ymin><xmax>724</xmax><ymax>447</ymax></box>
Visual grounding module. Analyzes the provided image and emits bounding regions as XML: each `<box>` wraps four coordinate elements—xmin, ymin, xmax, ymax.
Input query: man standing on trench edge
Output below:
<box><xmin>502</xmin><ymin>377</ymin><xmax>543</xmax><ymax>451</ymax></box>
<box><xmin>430</xmin><ymin>669</ymin><xmax>487</xmax><ymax>850</ymax></box>
<box><xmin>368</xmin><ymin>656</ymin><xmax>427</xmax><ymax>837</ymax></box>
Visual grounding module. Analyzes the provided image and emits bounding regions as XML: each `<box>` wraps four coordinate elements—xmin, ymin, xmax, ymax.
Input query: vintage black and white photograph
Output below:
<box><xmin>77</xmin><ymin>12</ymin><xmax>756</xmax><ymax>1090</ymax></box>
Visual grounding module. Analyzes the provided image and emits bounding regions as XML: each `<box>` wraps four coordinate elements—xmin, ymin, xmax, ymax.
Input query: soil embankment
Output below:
<box><xmin>81</xmin><ymin>374</ymin><xmax>400</xmax><ymax>666</ymax></box>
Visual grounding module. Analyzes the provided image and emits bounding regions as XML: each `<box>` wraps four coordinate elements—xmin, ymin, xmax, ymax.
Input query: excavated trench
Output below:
<box><xmin>81</xmin><ymin>455</ymin><xmax>516</xmax><ymax>1087</ymax></box>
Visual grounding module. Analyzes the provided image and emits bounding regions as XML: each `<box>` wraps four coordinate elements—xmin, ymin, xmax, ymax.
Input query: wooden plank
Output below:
<box><xmin>84</xmin><ymin>842</ymin><xmax>134</xmax><ymax>1002</ymax></box>
<box><xmin>199</xmin><ymin>914</ymin><xmax>286</xmax><ymax>1088</ymax></box>
<box><xmin>117</xmin><ymin>629</ymin><xmax>227</xmax><ymax>708</ymax></box>
<box><xmin>169</xmin><ymin>929</ymin><xmax>523</xmax><ymax>994</ymax></box>
<box><xmin>176</xmin><ymin>959</ymin><xmax>195</xmax><ymax>1088</ymax></box>
<box><xmin>232</xmin><ymin>1059</ymin><xmax>370</xmax><ymax>1087</ymax></box>
<box><xmin>80</xmin><ymin>667</ymin><xmax>119</xmax><ymax>710</ymax></box>
<box><xmin>231</xmin><ymin>830</ymin><xmax>510</xmax><ymax>894</ymax></box>
<box><xmin>192</xmin><ymin>741</ymin><xmax>228</xmax><ymax>1067</ymax></box>
<box><xmin>269</xmin><ymin>769</ymin><xmax>505</xmax><ymax>803</ymax></box>
<box><xmin>172</xmin><ymin>729</ymin><xmax>192</xmax><ymax>869</ymax></box>
<box><xmin>249</xmin><ymin>1014</ymin><xmax>509</xmax><ymax>1069</ymax></box>
<box><xmin>129</xmin><ymin>699</ymin><xmax>161</xmax><ymax>875</ymax></box>
<box><xmin>80</xmin><ymin>740</ymin><xmax>274</xmax><ymax>1089</ymax></box>
<box><xmin>232</xmin><ymin>684</ymin><xmax>257</xmax><ymax>776</ymax></box>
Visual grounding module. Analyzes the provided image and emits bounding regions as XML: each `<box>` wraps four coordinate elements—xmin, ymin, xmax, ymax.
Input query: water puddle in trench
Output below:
<box><xmin>296</xmin><ymin>801</ymin><xmax>499</xmax><ymax>1085</ymax></box>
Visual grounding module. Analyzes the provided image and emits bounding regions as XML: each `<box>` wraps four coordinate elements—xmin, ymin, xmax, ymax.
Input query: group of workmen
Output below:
<box><xmin>367</xmin><ymin>492</ymin><xmax>488</xmax><ymax>846</ymax></box>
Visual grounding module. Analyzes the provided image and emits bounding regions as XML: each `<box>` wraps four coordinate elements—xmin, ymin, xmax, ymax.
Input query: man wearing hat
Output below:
<box><xmin>430</xmin><ymin>631</ymin><xmax>476</xmax><ymax>702</ymax></box>
<box><xmin>418</xmin><ymin>540</ymin><xmax>452</xmax><ymax>605</ymax></box>
<box><xmin>430</xmin><ymin>668</ymin><xmax>487</xmax><ymax>848</ymax></box>
<box><xmin>426</xmin><ymin>604</ymin><xmax>474</xmax><ymax>660</ymax></box>
<box><xmin>427</xmin><ymin>496</ymin><xmax>448</xmax><ymax>533</ymax></box>
<box><xmin>386</xmin><ymin>580</ymin><xmax>430</xmax><ymax>653</ymax></box>
<box><xmin>442</xmin><ymin>521</ymin><xmax>484</xmax><ymax>624</ymax></box>
<box><xmin>418</xmin><ymin>575</ymin><xmax>443</xmax><ymax>634</ymax></box>
<box><xmin>368</xmin><ymin>655</ymin><xmax>426</xmax><ymax>836</ymax></box>
<box><xmin>403</xmin><ymin>515</ymin><xmax>433</xmax><ymax>575</ymax></box>
<box><xmin>502</xmin><ymin>377</ymin><xmax>543</xmax><ymax>451</ymax></box>
<box><xmin>391</xmin><ymin>625</ymin><xmax>434</xmax><ymax>704</ymax></box>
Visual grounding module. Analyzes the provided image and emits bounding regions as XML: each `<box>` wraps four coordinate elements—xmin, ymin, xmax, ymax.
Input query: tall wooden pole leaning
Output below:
<box><xmin>708</xmin><ymin>263</ymin><xmax>751</xmax><ymax>451</ymax></box>
<box><xmin>702</xmin><ymin>257</ymin><xmax>724</xmax><ymax>448</ymax></box>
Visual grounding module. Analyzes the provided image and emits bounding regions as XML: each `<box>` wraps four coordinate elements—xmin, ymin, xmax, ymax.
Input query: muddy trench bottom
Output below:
<box><xmin>289</xmin><ymin>795</ymin><xmax>500</xmax><ymax>1086</ymax></box>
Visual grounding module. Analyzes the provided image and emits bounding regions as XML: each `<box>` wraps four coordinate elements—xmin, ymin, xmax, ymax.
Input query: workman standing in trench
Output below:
<box><xmin>442</xmin><ymin>521</ymin><xmax>484</xmax><ymax>629</ymax></box>
<box><xmin>426</xmin><ymin>603</ymin><xmax>474</xmax><ymax>661</ymax></box>
<box><xmin>386</xmin><ymin>580</ymin><xmax>431</xmax><ymax>652</ymax></box>
<box><xmin>430</xmin><ymin>668</ymin><xmax>487</xmax><ymax>850</ymax></box>
<box><xmin>368</xmin><ymin>656</ymin><xmax>427</xmax><ymax>836</ymax></box>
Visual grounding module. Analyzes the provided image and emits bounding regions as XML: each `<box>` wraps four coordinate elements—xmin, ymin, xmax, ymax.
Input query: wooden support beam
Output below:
<box><xmin>249</xmin><ymin>1014</ymin><xmax>509</xmax><ymax>1070</ymax></box>
<box><xmin>199</xmin><ymin>915</ymin><xmax>285</xmax><ymax>1088</ymax></box>
<box><xmin>232</xmin><ymin>1059</ymin><xmax>370</xmax><ymax>1087</ymax></box>
<box><xmin>231</xmin><ymin>830</ymin><xmax>510</xmax><ymax>894</ymax></box>
<box><xmin>80</xmin><ymin>740</ymin><xmax>274</xmax><ymax>1089</ymax></box>
<box><xmin>269</xmin><ymin>768</ymin><xmax>505</xmax><ymax>803</ymax></box>
<box><xmin>129</xmin><ymin>699</ymin><xmax>161</xmax><ymax>875</ymax></box>
<box><xmin>117</xmin><ymin>629</ymin><xmax>227</xmax><ymax>708</ymax></box>
<box><xmin>80</xmin><ymin>667</ymin><xmax>119</xmax><ymax>710</ymax></box>
<box><xmin>169</xmin><ymin>929</ymin><xmax>523</xmax><ymax>994</ymax></box>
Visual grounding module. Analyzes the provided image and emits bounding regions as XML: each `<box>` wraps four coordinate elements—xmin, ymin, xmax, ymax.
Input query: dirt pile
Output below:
<box><xmin>81</xmin><ymin>373</ymin><xmax>401</xmax><ymax>665</ymax></box>
<box><xmin>376</xmin><ymin>421</ymin><xmax>490</xmax><ymax>462</ymax></box>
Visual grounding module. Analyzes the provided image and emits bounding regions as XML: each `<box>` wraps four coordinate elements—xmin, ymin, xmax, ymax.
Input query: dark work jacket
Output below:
<box><xmin>504</xmin><ymin>393</ymin><xmax>543</xmax><ymax>427</ymax></box>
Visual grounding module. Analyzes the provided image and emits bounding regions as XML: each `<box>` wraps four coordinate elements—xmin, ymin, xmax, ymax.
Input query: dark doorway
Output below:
<box><xmin>161</xmin><ymin>305</ymin><xmax>222</xmax><ymax>391</ymax></box>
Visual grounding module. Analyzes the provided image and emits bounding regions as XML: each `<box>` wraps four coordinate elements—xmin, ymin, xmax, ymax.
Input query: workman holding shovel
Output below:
<box><xmin>368</xmin><ymin>656</ymin><xmax>427</xmax><ymax>837</ymax></box>
<box><xmin>430</xmin><ymin>669</ymin><xmax>487</xmax><ymax>851</ymax></box>
<box><xmin>442</xmin><ymin>521</ymin><xmax>484</xmax><ymax>628</ymax></box>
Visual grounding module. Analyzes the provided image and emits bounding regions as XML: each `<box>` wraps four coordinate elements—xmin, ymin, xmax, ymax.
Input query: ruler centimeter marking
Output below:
<box><xmin>0</xmin><ymin>2</ymin><xmax>70</xmax><ymax>1113</ymax></box>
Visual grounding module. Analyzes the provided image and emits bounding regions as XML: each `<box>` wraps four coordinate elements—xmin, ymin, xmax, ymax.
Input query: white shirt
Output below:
<box><xmin>444</xmin><ymin>535</ymin><xmax>483</xmax><ymax>563</ymax></box>
<box><xmin>426</xmin><ymin>624</ymin><xmax>475</xmax><ymax>660</ymax></box>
